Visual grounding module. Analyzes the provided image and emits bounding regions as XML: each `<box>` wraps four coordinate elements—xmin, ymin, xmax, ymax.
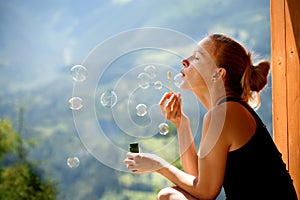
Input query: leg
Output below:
<box><xmin>157</xmin><ymin>186</ymin><xmax>199</xmax><ymax>200</ymax></box>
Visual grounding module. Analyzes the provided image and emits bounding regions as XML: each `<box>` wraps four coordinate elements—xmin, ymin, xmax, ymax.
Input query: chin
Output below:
<box><xmin>179</xmin><ymin>82</ymin><xmax>191</xmax><ymax>90</ymax></box>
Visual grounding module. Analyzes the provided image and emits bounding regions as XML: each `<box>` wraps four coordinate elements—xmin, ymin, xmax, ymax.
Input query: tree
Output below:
<box><xmin>0</xmin><ymin>118</ymin><xmax>56</xmax><ymax>200</ymax></box>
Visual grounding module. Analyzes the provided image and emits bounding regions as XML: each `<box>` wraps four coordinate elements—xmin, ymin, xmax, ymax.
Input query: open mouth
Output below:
<box><xmin>180</xmin><ymin>70</ymin><xmax>185</xmax><ymax>77</ymax></box>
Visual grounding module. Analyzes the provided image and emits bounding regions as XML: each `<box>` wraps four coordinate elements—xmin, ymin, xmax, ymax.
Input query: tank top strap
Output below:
<box><xmin>217</xmin><ymin>97</ymin><xmax>242</xmax><ymax>106</ymax></box>
<box><xmin>217</xmin><ymin>97</ymin><xmax>266</xmax><ymax>128</ymax></box>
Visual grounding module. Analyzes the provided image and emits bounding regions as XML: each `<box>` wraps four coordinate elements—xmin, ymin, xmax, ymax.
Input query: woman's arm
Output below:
<box><xmin>177</xmin><ymin>115</ymin><xmax>198</xmax><ymax>176</ymax></box>
<box><xmin>124</xmin><ymin>104</ymin><xmax>230</xmax><ymax>199</ymax></box>
<box><xmin>159</xmin><ymin>107</ymin><xmax>229</xmax><ymax>199</ymax></box>
<box><xmin>124</xmin><ymin>141</ymin><xmax>227</xmax><ymax>199</ymax></box>
<box><xmin>159</xmin><ymin>93</ymin><xmax>198</xmax><ymax>176</ymax></box>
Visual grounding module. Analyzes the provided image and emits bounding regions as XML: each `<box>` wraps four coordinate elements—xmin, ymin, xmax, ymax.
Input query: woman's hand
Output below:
<box><xmin>159</xmin><ymin>92</ymin><xmax>185</xmax><ymax>128</ymax></box>
<box><xmin>124</xmin><ymin>152</ymin><xmax>168</xmax><ymax>174</ymax></box>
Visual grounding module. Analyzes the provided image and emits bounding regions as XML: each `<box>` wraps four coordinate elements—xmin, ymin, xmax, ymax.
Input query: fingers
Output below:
<box><xmin>124</xmin><ymin>152</ymin><xmax>137</xmax><ymax>172</ymax></box>
<box><xmin>124</xmin><ymin>153</ymin><xmax>163</xmax><ymax>174</ymax></box>
<box><xmin>159</xmin><ymin>93</ymin><xmax>176</xmax><ymax>120</ymax></box>
<box><xmin>165</xmin><ymin>93</ymin><xmax>181</xmax><ymax>118</ymax></box>
<box><xmin>124</xmin><ymin>152</ymin><xmax>145</xmax><ymax>173</ymax></box>
<box><xmin>124</xmin><ymin>152</ymin><xmax>141</xmax><ymax>164</ymax></box>
<box><xmin>166</xmin><ymin>93</ymin><xmax>179</xmax><ymax>109</ymax></box>
<box><xmin>124</xmin><ymin>152</ymin><xmax>139</xmax><ymax>162</ymax></box>
<box><xmin>159</xmin><ymin>92</ymin><xmax>170</xmax><ymax>107</ymax></box>
<box><xmin>160</xmin><ymin>93</ymin><xmax>179</xmax><ymax>108</ymax></box>
<box><xmin>125</xmin><ymin>152</ymin><xmax>135</xmax><ymax>159</ymax></box>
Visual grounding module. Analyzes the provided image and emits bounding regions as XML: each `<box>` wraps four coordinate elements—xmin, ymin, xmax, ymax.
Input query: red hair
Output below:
<box><xmin>208</xmin><ymin>34</ymin><xmax>270</xmax><ymax>107</ymax></box>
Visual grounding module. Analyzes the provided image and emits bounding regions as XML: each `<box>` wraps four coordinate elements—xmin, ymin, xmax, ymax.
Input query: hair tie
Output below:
<box><xmin>251</xmin><ymin>65</ymin><xmax>255</xmax><ymax>72</ymax></box>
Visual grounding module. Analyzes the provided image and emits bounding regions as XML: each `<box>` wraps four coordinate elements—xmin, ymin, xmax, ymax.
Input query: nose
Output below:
<box><xmin>182</xmin><ymin>59</ymin><xmax>189</xmax><ymax>68</ymax></box>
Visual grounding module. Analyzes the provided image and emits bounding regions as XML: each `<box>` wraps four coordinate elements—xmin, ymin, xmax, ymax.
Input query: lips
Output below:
<box><xmin>180</xmin><ymin>70</ymin><xmax>185</xmax><ymax>77</ymax></box>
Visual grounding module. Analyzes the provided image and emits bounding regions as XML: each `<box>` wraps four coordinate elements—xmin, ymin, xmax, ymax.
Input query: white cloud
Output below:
<box><xmin>238</xmin><ymin>30</ymin><xmax>249</xmax><ymax>42</ymax></box>
<box><xmin>208</xmin><ymin>25</ymin><xmax>236</xmax><ymax>36</ymax></box>
<box><xmin>63</xmin><ymin>47</ymin><xmax>72</xmax><ymax>66</ymax></box>
<box><xmin>111</xmin><ymin>0</ymin><xmax>133</xmax><ymax>5</ymax></box>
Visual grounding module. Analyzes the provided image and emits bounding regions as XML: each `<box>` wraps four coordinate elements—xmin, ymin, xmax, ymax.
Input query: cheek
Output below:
<box><xmin>193</xmin><ymin>64</ymin><xmax>213</xmax><ymax>82</ymax></box>
<box><xmin>189</xmin><ymin>66</ymin><xmax>204</xmax><ymax>81</ymax></box>
<box><xmin>191</xmin><ymin>68</ymin><xmax>211</xmax><ymax>89</ymax></box>
<box><xmin>185</xmin><ymin>68</ymin><xmax>203</xmax><ymax>86</ymax></box>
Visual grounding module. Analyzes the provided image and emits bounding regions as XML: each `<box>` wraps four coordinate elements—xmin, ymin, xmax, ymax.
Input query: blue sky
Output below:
<box><xmin>0</xmin><ymin>0</ymin><xmax>269</xmax><ymax>85</ymax></box>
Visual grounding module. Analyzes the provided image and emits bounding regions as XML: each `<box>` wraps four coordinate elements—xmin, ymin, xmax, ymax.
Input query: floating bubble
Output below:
<box><xmin>159</xmin><ymin>122</ymin><xmax>169</xmax><ymax>135</ymax></box>
<box><xmin>136</xmin><ymin>103</ymin><xmax>148</xmax><ymax>117</ymax></box>
<box><xmin>71</xmin><ymin>65</ymin><xmax>88</xmax><ymax>82</ymax></box>
<box><xmin>137</xmin><ymin>72</ymin><xmax>151</xmax><ymax>89</ymax></box>
<box><xmin>67</xmin><ymin>156</ymin><xmax>80</xmax><ymax>168</ymax></box>
<box><xmin>154</xmin><ymin>81</ymin><xmax>163</xmax><ymax>90</ymax></box>
<box><xmin>174</xmin><ymin>73</ymin><xmax>183</xmax><ymax>88</ymax></box>
<box><xmin>68</xmin><ymin>97</ymin><xmax>83</xmax><ymax>110</ymax></box>
<box><xmin>100</xmin><ymin>90</ymin><xmax>118</xmax><ymax>108</ymax></box>
<box><xmin>144</xmin><ymin>65</ymin><xmax>157</xmax><ymax>79</ymax></box>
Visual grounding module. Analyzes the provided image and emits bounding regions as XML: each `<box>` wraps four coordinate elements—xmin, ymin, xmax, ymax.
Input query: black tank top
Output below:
<box><xmin>219</xmin><ymin>97</ymin><xmax>298</xmax><ymax>200</ymax></box>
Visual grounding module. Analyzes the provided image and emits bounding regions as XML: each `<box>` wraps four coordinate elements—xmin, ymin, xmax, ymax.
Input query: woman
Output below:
<box><xmin>124</xmin><ymin>34</ymin><xmax>298</xmax><ymax>200</ymax></box>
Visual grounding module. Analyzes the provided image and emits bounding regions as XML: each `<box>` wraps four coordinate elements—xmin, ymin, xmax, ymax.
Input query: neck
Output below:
<box><xmin>193</xmin><ymin>88</ymin><xmax>227</xmax><ymax>110</ymax></box>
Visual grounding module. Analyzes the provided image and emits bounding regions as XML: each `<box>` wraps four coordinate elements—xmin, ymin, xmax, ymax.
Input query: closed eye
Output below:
<box><xmin>194</xmin><ymin>52</ymin><xmax>201</xmax><ymax>60</ymax></box>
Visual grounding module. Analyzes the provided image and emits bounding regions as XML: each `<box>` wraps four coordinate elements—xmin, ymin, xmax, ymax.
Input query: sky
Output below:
<box><xmin>0</xmin><ymin>0</ymin><xmax>270</xmax><ymax>88</ymax></box>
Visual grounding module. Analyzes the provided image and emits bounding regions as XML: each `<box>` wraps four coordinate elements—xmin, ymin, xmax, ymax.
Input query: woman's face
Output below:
<box><xmin>180</xmin><ymin>37</ymin><xmax>217</xmax><ymax>92</ymax></box>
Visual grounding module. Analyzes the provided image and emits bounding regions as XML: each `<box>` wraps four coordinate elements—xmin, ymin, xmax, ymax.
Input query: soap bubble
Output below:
<box><xmin>159</xmin><ymin>122</ymin><xmax>169</xmax><ymax>135</ymax></box>
<box><xmin>174</xmin><ymin>73</ymin><xmax>183</xmax><ymax>88</ymax></box>
<box><xmin>100</xmin><ymin>90</ymin><xmax>118</xmax><ymax>108</ymax></box>
<box><xmin>137</xmin><ymin>72</ymin><xmax>151</xmax><ymax>89</ymax></box>
<box><xmin>136</xmin><ymin>103</ymin><xmax>148</xmax><ymax>117</ymax></box>
<box><xmin>144</xmin><ymin>65</ymin><xmax>157</xmax><ymax>79</ymax></box>
<box><xmin>154</xmin><ymin>81</ymin><xmax>163</xmax><ymax>90</ymax></box>
<box><xmin>69</xmin><ymin>27</ymin><xmax>203</xmax><ymax>171</ymax></box>
<box><xmin>68</xmin><ymin>97</ymin><xmax>83</xmax><ymax>110</ymax></box>
<box><xmin>67</xmin><ymin>156</ymin><xmax>80</xmax><ymax>168</ymax></box>
<box><xmin>71</xmin><ymin>65</ymin><xmax>88</xmax><ymax>82</ymax></box>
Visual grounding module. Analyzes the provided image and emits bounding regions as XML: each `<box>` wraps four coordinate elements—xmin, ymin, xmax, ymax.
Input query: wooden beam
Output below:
<box><xmin>285</xmin><ymin>0</ymin><xmax>300</xmax><ymax>196</ymax></box>
<box><xmin>271</xmin><ymin>0</ymin><xmax>300</xmax><ymax>197</ymax></box>
<box><xmin>270</xmin><ymin>0</ymin><xmax>288</xmax><ymax>163</ymax></box>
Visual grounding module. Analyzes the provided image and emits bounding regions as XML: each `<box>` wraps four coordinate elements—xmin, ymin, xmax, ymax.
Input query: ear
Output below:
<box><xmin>212</xmin><ymin>68</ymin><xmax>226</xmax><ymax>79</ymax></box>
<box><xmin>218</xmin><ymin>67</ymin><xmax>226</xmax><ymax>79</ymax></box>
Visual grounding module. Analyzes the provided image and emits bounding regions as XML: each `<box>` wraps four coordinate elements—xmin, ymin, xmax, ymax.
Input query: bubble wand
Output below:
<box><xmin>166</xmin><ymin>71</ymin><xmax>173</xmax><ymax>98</ymax></box>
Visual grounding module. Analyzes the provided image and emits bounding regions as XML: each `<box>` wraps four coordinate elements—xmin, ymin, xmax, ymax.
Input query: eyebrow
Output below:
<box><xmin>193</xmin><ymin>49</ymin><xmax>206</xmax><ymax>55</ymax></box>
<box><xmin>193</xmin><ymin>48</ymin><xmax>201</xmax><ymax>52</ymax></box>
<box><xmin>193</xmin><ymin>47</ymin><xmax>207</xmax><ymax>53</ymax></box>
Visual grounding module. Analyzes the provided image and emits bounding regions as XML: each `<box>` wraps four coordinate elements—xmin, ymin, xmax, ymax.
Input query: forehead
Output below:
<box><xmin>194</xmin><ymin>38</ymin><xmax>214</xmax><ymax>55</ymax></box>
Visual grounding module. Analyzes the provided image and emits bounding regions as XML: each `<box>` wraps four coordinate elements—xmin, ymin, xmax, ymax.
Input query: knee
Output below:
<box><xmin>157</xmin><ymin>187</ymin><xmax>176</xmax><ymax>200</ymax></box>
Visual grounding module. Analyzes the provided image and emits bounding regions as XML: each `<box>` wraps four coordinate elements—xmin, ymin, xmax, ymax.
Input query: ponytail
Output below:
<box><xmin>241</xmin><ymin>52</ymin><xmax>270</xmax><ymax>108</ymax></box>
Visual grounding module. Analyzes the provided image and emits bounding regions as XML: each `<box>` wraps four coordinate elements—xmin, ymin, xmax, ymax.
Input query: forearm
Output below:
<box><xmin>157</xmin><ymin>163</ymin><xmax>200</xmax><ymax>197</ymax></box>
<box><xmin>177</xmin><ymin>115</ymin><xmax>198</xmax><ymax>176</ymax></box>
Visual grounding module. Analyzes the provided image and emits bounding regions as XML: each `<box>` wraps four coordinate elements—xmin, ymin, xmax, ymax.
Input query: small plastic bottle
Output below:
<box><xmin>129</xmin><ymin>143</ymin><xmax>139</xmax><ymax>153</ymax></box>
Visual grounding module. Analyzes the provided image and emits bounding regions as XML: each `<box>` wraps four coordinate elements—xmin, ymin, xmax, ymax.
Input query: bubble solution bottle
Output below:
<box><xmin>129</xmin><ymin>143</ymin><xmax>139</xmax><ymax>153</ymax></box>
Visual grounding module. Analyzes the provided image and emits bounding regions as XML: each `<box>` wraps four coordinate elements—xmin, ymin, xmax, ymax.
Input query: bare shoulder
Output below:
<box><xmin>202</xmin><ymin>101</ymin><xmax>256</xmax><ymax>151</ymax></box>
<box><xmin>223</xmin><ymin>101</ymin><xmax>256</xmax><ymax>129</ymax></box>
<box><xmin>200</xmin><ymin>103</ymin><xmax>230</xmax><ymax>155</ymax></box>
<box><xmin>219</xmin><ymin>101</ymin><xmax>257</xmax><ymax>151</ymax></box>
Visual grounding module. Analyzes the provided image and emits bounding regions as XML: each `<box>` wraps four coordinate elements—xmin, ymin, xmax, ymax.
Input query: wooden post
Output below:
<box><xmin>271</xmin><ymin>0</ymin><xmax>300</xmax><ymax>197</ymax></box>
